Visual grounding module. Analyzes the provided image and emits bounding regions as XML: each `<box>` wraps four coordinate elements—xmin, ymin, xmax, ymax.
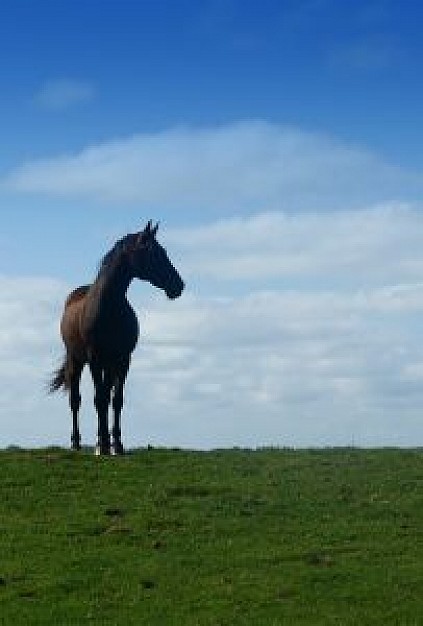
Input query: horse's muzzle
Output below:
<box><xmin>166</xmin><ymin>278</ymin><xmax>185</xmax><ymax>300</ymax></box>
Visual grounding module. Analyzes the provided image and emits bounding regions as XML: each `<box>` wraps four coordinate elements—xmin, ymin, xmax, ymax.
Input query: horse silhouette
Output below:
<box><xmin>50</xmin><ymin>221</ymin><xmax>184</xmax><ymax>454</ymax></box>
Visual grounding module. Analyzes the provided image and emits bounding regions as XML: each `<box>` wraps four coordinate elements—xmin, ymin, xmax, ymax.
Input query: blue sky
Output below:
<box><xmin>1</xmin><ymin>0</ymin><xmax>423</xmax><ymax>449</ymax></box>
<box><xmin>1</xmin><ymin>0</ymin><xmax>423</xmax><ymax>166</ymax></box>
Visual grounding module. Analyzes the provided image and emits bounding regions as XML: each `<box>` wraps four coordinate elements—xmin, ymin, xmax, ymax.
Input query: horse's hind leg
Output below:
<box><xmin>69</xmin><ymin>360</ymin><xmax>83</xmax><ymax>450</ymax></box>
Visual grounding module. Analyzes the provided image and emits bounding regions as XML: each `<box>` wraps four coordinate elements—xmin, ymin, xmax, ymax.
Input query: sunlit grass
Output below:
<box><xmin>1</xmin><ymin>447</ymin><xmax>422</xmax><ymax>624</ymax></box>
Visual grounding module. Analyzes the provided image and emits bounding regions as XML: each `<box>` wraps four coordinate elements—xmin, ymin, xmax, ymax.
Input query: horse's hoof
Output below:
<box><xmin>111</xmin><ymin>442</ymin><xmax>124</xmax><ymax>456</ymax></box>
<box><xmin>94</xmin><ymin>445</ymin><xmax>111</xmax><ymax>456</ymax></box>
<box><xmin>71</xmin><ymin>437</ymin><xmax>81</xmax><ymax>451</ymax></box>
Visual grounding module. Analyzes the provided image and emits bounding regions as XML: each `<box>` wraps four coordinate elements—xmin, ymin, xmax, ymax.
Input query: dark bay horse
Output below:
<box><xmin>50</xmin><ymin>221</ymin><xmax>184</xmax><ymax>455</ymax></box>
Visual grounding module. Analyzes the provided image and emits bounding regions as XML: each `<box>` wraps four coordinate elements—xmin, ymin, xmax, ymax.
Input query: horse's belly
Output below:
<box><xmin>104</xmin><ymin>316</ymin><xmax>139</xmax><ymax>355</ymax></box>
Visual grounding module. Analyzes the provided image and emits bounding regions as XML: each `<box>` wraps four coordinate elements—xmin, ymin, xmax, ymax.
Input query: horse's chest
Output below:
<box><xmin>82</xmin><ymin>302</ymin><xmax>139</xmax><ymax>354</ymax></box>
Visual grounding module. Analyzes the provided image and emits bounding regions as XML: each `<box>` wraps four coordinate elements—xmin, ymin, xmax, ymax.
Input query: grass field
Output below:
<box><xmin>0</xmin><ymin>447</ymin><xmax>422</xmax><ymax>624</ymax></box>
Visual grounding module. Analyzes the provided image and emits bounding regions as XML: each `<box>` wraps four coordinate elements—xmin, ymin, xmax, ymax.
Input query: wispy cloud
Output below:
<box><xmin>329</xmin><ymin>35</ymin><xmax>397</xmax><ymax>71</ymax></box>
<box><xmin>3</xmin><ymin>122</ymin><xmax>422</xmax><ymax>211</ymax></box>
<box><xmin>34</xmin><ymin>79</ymin><xmax>95</xmax><ymax>111</ymax></box>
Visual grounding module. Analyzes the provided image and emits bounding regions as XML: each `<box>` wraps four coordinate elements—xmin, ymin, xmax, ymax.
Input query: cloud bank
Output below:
<box><xmin>1</xmin><ymin>206</ymin><xmax>423</xmax><ymax>449</ymax></box>
<box><xmin>2</xmin><ymin>122</ymin><xmax>423</xmax><ymax>448</ymax></box>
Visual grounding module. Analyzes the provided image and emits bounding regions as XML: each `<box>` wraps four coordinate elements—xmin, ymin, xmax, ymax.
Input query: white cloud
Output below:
<box><xmin>168</xmin><ymin>205</ymin><xmax>423</xmax><ymax>290</ymax></box>
<box><xmin>3</xmin><ymin>122</ymin><xmax>422</xmax><ymax>210</ymax></box>
<box><xmin>1</xmin><ymin>205</ymin><xmax>423</xmax><ymax>449</ymax></box>
<box><xmin>34</xmin><ymin>79</ymin><xmax>95</xmax><ymax>110</ymax></box>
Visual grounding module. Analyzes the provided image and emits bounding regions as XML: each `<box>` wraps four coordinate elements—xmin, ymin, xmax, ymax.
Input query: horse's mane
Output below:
<box><xmin>98</xmin><ymin>234</ymin><xmax>135</xmax><ymax>276</ymax></box>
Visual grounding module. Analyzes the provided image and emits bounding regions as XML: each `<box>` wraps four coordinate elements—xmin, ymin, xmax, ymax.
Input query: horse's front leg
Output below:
<box><xmin>111</xmin><ymin>358</ymin><xmax>130</xmax><ymax>455</ymax></box>
<box><xmin>90</xmin><ymin>360</ymin><xmax>112</xmax><ymax>455</ymax></box>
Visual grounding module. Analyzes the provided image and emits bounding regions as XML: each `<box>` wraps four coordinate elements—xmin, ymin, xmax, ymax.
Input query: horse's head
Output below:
<box><xmin>129</xmin><ymin>221</ymin><xmax>184</xmax><ymax>299</ymax></box>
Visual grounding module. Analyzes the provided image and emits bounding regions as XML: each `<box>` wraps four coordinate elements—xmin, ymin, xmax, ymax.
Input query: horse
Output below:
<box><xmin>49</xmin><ymin>221</ymin><xmax>184</xmax><ymax>455</ymax></box>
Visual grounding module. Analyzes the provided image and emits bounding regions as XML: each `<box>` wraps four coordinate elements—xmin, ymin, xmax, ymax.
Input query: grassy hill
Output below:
<box><xmin>1</xmin><ymin>447</ymin><xmax>422</xmax><ymax>624</ymax></box>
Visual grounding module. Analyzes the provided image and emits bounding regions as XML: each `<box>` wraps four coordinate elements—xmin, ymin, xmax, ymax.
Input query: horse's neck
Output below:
<box><xmin>93</xmin><ymin>261</ymin><xmax>133</xmax><ymax>306</ymax></box>
<box><xmin>81</xmin><ymin>264</ymin><xmax>134</xmax><ymax>338</ymax></box>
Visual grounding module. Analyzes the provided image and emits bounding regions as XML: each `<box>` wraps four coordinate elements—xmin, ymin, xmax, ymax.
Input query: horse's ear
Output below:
<box><xmin>140</xmin><ymin>220</ymin><xmax>159</xmax><ymax>239</ymax></box>
<box><xmin>135</xmin><ymin>220</ymin><xmax>156</xmax><ymax>247</ymax></box>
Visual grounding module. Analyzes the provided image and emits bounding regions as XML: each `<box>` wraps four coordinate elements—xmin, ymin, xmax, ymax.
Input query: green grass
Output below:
<box><xmin>1</xmin><ymin>447</ymin><xmax>423</xmax><ymax>624</ymax></box>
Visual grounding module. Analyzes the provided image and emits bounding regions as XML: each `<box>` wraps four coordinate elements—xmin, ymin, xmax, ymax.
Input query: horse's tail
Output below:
<box><xmin>49</xmin><ymin>356</ymin><xmax>71</xmax><ymax>393</ymax></box>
